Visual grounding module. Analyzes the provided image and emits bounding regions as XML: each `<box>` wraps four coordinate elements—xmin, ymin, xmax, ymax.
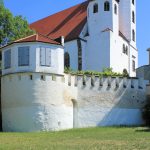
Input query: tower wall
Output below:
<box><xmin>1</xmin><ymin>73</ymin><xmax>74</xmax><ymax>132</ymax></box>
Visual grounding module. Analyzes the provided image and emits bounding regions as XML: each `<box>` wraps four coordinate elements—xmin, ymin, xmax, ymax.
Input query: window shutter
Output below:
<box><xmin>46</xmin><ymin>48</ymin><xmax>51</xmax><ymax>66</ymax></box>
<box><xmin>40</xmin><ymin>48</ymin><xmax>46</xmax><ymax>66</ymax></box>
<box><xmin>51</xmin><ymin>50</ymin><xmax>55</xmax><ymax>67</ymax></box>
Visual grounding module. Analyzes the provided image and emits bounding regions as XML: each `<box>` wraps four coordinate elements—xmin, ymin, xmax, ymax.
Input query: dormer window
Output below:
<box><xmin>93</xmin><ymin>3</ymin><xmax>98</xmax><ymax>13</ymax></box>
<box><xmin>104</xmin><ymin>1</ymin><xmax>110</xmax><ymax>11</ymax></box>
<box><xmin>18</xmin><ymin>46</ymin><xmax>29</xmax><ymax>66</ymax></box>
<box><xmin>4</xmin><ymin>49</ymin><xmax>11</xmax><ymax>69</ymax></box>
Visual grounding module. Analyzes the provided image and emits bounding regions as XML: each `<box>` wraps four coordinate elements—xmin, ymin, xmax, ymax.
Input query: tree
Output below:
<box><xmin>0</xmin><ymin>0</ymin><xmax>4</xmax><ymax>6</ymax></box>
<box><xmin>0</xmin><ymin>5</ymin><xmax>34</xmax><ymax>46</ymax></box>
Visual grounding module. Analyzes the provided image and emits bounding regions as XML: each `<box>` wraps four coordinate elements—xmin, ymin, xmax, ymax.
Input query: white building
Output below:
<box><xmin>30</xmin><ymin>0</ymin><xmax>137</xmax><ymax>77</ymax></box>
<box><xmin>0</xmin><ymin>0</ymin><xmax>145</xmax><ymax>132</ymax></box>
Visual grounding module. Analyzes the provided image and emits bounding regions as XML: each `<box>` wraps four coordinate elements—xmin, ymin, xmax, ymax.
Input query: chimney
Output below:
<box><xmin>61</xmin><ymin>36</ymin><xmax>64</xmax><ymax>47</ymax></box>
<box><xmin>54</xmin><ymin>36</ymin><xmax>65</xmax><ymax>46</ymax></box>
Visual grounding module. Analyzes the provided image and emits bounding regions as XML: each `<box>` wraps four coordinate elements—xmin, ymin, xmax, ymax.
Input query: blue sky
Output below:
<box><xmin>4</xmin><ymin>0</ymin><xmax>150</xmax><ymax>67</ymax></box>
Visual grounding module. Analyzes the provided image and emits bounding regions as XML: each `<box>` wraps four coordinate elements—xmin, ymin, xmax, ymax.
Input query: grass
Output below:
<box><xmin>0</xmin><ymin>127</ymin><xmax>150</xmax><ymax>150</ymax></box>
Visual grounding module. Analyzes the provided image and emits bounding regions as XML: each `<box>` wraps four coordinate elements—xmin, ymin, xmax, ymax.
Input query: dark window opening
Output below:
<box><xmin>77</xmin><ymin>39</ymin><xmax>82</xmax><ymax>71</ymax></box>
<box><xmin>132</xmin><ymin>0</ymin><xmax>134</xmax><ymax>5</ymax></box>
<box><xmin>64</xmin><ymin>52</ymin><xmax>70</xmax><ymax>68</ymax></box>
<box><xmin>132</xmin><ymin>11</ymin><xmax>135</xmax><ymax>23</ymax></box>
<box><xmin>104</xmin><ymin>1</ymin><xmax>110</xmax><ymax>11</ymax></box>
<box><xmin>93</xmin><ymin>3</ymin><xmax>98</xmax><ymax>13</ymax></box>
<box><xmin>132</xmin><ymin>29</ymin><xmax>135</xmax><ymax>42</ymax></box>
<box><xmin>30</xmin><ymin>75</ymin><xmax>33</xmax><ymax>80</ymax></box>
<box><xmin>114</xmin><ymin>4</ymin><xmax>117</xmax><ymax>14</ymax></box>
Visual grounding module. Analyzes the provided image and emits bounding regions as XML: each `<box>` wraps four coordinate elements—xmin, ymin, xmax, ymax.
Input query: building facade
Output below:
<box><xmin>30</xmin><ymin>0</ymin><xmax>137</xmax><ymax>77</ymax></box>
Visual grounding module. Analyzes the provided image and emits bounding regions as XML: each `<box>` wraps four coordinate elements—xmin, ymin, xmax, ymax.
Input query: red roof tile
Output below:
<box><xmin>30</xmin><ymin>1</ymin><xmax>89</xmax><ymax>42</ymax></box>
<box><xmin>15</xmin><ymin>33</ymin><xmax>60</xmax><ymax>45</ymax></box>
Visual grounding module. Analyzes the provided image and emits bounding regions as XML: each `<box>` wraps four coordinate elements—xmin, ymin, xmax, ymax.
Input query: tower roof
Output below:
<box><xmin>30</xmin><ymin>1</ymin><xmax>89</xmax><ymax>42</ymax></box>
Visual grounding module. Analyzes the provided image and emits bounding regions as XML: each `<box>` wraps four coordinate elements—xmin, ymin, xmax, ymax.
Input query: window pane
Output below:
<box><xmin>4</xmin><ymin>49</ymin><xmax>11</xmax><ymax>69</ymax></box>
<box><xmin>18</xmin><ymin>46</ymin><xmax>29</xmax><ymax>66</ymax></box>
<box><xmin>40</xmin><ymin>48</ymin><xmax>46</xmax><ymax>66</ymax></box>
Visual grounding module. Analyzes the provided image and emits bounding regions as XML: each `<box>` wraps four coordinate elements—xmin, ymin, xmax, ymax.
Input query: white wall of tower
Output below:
<box><xmin>2</xmin><ymin>42</ymin><xmax>64</xmax><ymax>76</ymax></box>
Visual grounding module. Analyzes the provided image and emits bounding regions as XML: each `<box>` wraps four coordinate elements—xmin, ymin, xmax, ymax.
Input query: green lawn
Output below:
<box><xmin>0</xmin><ymin>127</ymin><xmax>150</xmax><ymax>150</ymax></box>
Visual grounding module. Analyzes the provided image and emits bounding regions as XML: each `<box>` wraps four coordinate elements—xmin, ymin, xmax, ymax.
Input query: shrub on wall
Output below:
<box><xmin>64</xmin><ymin>67</ymin><xmax>128</xmax><ymax>77</ymax></box>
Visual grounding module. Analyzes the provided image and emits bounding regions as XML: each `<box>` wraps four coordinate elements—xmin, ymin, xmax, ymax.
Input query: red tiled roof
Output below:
<box><xmin>30</xmin><ymin>1</ymin><xmax>89</xmax><ymax>42</ymax></box>
<box><xmin>14</xmin><ymin>33</ymin><xmax>61</xmax><ymax>45</ymax></box>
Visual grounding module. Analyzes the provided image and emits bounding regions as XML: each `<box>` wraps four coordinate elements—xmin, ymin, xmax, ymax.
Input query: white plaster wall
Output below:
<box><xmin>1</xmin><ymin>42</ymin><xmax>64</xmax><ymax>75</ymax></box>
<box><xmin>1</xmin><ymin>73</ymin><xmax>149</xmax><ymax>132</ymax></box>
<box><xmin>2</xmin><ymin>43</ymin><xmax>36</xmax><ymax>75</ymax></box>
<box><xmin>1</xmin><ymin>73</ymin><xmax>73</xmax><ymax>132</ymax></box>
<box><xmin>130</xmin><ymin>46</ymin><xmax>138</xmax><ymax>77</ymax></box>
<box><xmin>110</xmin><ymin>32</ymin><xmax>129</xmax><ymax>74</ymax></box>
<box><xmin>74</xmin><ymin>76</ymin><xmax>148</xmax><ymax>127</ymax></box>
<box><xmin>85</xmin><ymin>31</ymin><xmax>110</xmax><ymax>71</ymax></box>
<box><xmin>35</xmin><ymin>43</ymin><xmax>64</xmax><ymax>75</ymax></box>
<box><xmin>119</xmin><ymin>0</ymin><xmax>136</xmax><ymax>47</ymax></box>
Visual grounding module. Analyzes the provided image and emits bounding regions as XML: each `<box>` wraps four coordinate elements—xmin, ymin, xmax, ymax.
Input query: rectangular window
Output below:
<box><xmin>40</xmin><ymin>48</ymin><xmax>51</xmax><ymax>66</ymax></box>
<box><xmin>4</xmin><ymin>49</ymin><xmax>11</xmax><ymax>69</ymax></box>
<box><xmin>18</xmin><ymin>46</ymin><xmax>29</xmax><ymax>66</ymax></box>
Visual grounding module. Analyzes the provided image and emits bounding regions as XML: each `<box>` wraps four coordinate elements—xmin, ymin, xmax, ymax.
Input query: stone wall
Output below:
<box><xmin>1</xmin><ymin>73</ymin><xmax>149</xmax><ymax>132</ymax></box>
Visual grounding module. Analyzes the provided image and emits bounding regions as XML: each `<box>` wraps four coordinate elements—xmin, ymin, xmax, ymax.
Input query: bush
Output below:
<box><xmin>142</xmin><ymin>97</ymin><xmax>150</xmax><ymax>126</ymax></box>
<box><xmin>64</xmin><ymin>67</ymin><xmax>127</xmax><ymax>77</ymax></box>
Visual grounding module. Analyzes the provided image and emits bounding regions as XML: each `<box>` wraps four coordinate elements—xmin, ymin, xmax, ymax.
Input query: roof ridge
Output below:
<box><xmin>15</xmin><ymin>34</ymin><xmax>37</xmax><ymax>42</ymax></box>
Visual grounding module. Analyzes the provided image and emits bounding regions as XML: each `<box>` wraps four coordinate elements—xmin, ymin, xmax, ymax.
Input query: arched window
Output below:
<box><xmin>123</xmin><ymin>44</ymin><xmax>126</xmax><ymax>53</ymax></box>
<box><xmin>132</xmin><ymin>11</ymin><xmax>135</xmax><ymax>23</ymax></box>
<box><xmin>104</xmin><ymin>1</ymin><xmax>110</xmax><ymax>11</ymax></box>
<box><xmin>114</xmin><ymin>4</ymin><xmax>117</xmax><ymax>14</ymax></box>
<box><xmin>93</xmin><ymin>3</ymin><xmax>98</xmax><ymax>13</ymax></box>
<box><xmin>132</xmin><ymin>0</ymin><xmax>134</xmax><ymax>5</ymax></box>
<box><xmin>64</xmin><ymin>52</ymin><xmax>70</xmax><ymax>68</ymax></box>
<box><xmin>132</xmin><ymin>29</ymin><xmax>135</xmax><ymax>42</ymax></box>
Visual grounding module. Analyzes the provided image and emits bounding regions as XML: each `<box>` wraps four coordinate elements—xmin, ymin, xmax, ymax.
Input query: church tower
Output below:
<box><xmin>87</xmin><ymin>0</ymin><xmax>119</xmax><ymax>35</ymax></box>
<box><xmin>85</xmin><ymin>0</ymin><xmax>120</xmax><ymax>71</ymax></box>
<box><xmin>119</xmin><ymin>0</ymin><xmax>136</xmax><ymax>47</ymax></box>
